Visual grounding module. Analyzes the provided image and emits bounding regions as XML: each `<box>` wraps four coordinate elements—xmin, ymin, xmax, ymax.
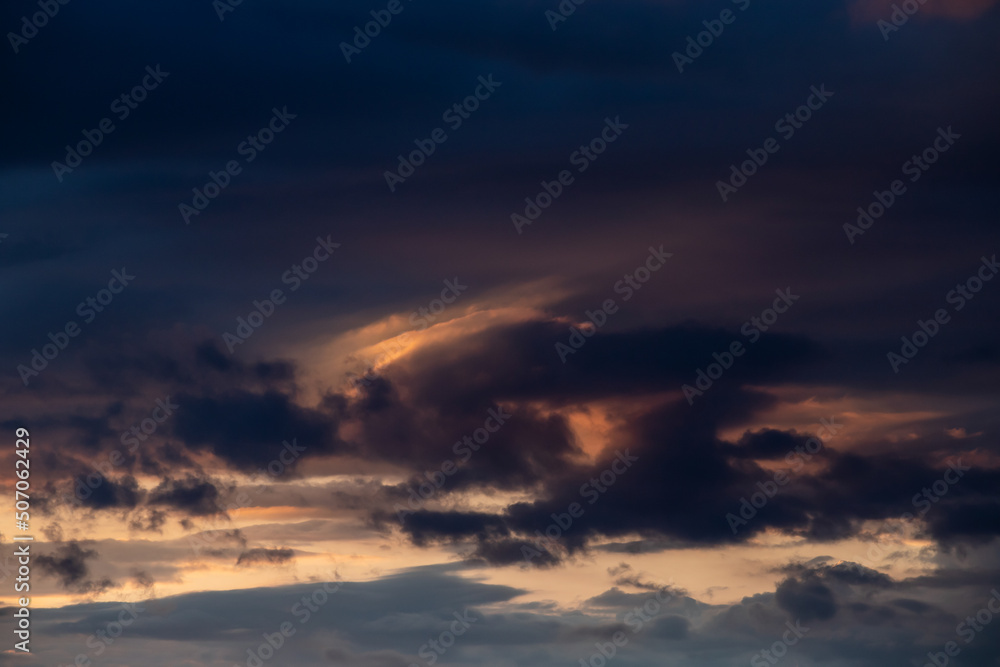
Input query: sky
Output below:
<box><xmin>1</xmin><ymin>0</ymin><xmax>1000</xmax><ymax>665</ymax></box>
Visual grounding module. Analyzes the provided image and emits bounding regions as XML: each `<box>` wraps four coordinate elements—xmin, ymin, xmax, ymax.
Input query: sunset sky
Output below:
<box><xmin>2</xmin><ymin>0</ymin><xmax>1000</xmax><ymax>665</ymax></box>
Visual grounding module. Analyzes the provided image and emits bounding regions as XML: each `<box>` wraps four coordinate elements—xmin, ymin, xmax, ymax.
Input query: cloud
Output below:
<box><xmin>775</xmin><ymin>576</ymin><xmax>838</xmax><ymax>621</ymax></box>
<box><xmin>171</xmin><ymin>390</ymin><xmax>343</xmax><ymax>470</ymax></box>
<box><xmin>74</xmin><ymin>474</ymin><xmax>141</xmax><ymax>511</ymax></box>
<box><xmin>148</xmin><ymin>475</ymin><xmax>227</xmax><ymax>517</ymax></box>
<box><xmin>388</xmin><ymin>510</ymin><xmax>510</xmax><ymax>547</ymax></box>
<box><xmin>35</xmin><ymin>541</ymin><xmax>115</xmax><ymax>594</ymax></box>
<box><xmin>22</xmin><ymin>563</ymin><xmax>1000</xmax><ymax>667</ymax></box>
<box><xmin>381</xmin><ymin>388</ymin><xmax>1000</xmax><ymax>562</ymax></box>
<box><xmin>0</xmin><ymin>1</ymin><xmax>997</xmax><ymax>665</ymax></box>
<box><xmin>5</xmin><ymin>315</ymin><xmax>997</xmax><ymax>569</ymax></box>
<box><xmin>236</xmin><ymin>547</ymin><xmax>295</xmax><ymax>566</ymax></box>
<box><xmin>946</xmin><ymin>427</ymin><xmax>983</xmax><ymax>439</ymax></box>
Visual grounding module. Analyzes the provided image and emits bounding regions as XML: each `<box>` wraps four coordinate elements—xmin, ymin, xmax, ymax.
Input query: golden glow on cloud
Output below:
<box><xmin>719</xmin><ymin>385</ymin><xmax>993</xmax><ymax>453</ymax></box>
<box><xmin>287</xmin><ymin>279</ymin><xmax>570</xmax><ymax>398</ymax></box>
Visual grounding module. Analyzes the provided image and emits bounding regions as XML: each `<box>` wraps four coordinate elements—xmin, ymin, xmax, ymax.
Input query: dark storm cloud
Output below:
<box><xmin>392</xmin><ymin>320</ymin><xmax>827</xmax><ymax>406</ymax></box>
<box><xmin>195</xmin><ymin>339</ymin><xmax>295</xmax><ymax>381</ymax></box>
<box><xmin>775</xmin><ymin>576</ymin><xmax>838</xmax><ymax>621</ymax></box>
<box><xmin>171</xmin><ymin>389</ymin><xmax>342</xmax><ymax>469</ymax></box>
<box><xmin>895</xmin><ymin>566</ymin><xmax>1000</xmax><ymax>590</ymax></box>
<box><xmin>61</xmin><ymin>404</ymin><xmax>124</xmax><ymax>451</ymax></box>
<box><xmin>77</xmin><ymin>336</ymin><xmax>299</xmax><ymax>398</ymax></box>
<box><xmin>499</xmin><ymin>393</ymin><xmax>801</xmax><ymax>547</ymax></box>
<box><xmin>0</xmin><ymin>336</ymin><xmax>339</xmax><ymax>477</ymax></box>
<box><xmin>4</xmin><ymin>311</ymin><xmax>996</xmax><ymax>561</ymax></box>
<box><xmin>384</xmin><ymin>510</ymin><xmax>510</xmax><ymax>547</ymax></box>
<box><xmin>384</xmin><ymin>381</ymin><xmax>1000</xmax><ymax>561</ymax></box>
<box><xmin>778</xmin><ymin>560</ymin><xmax>895</xmax><ymax>589</ymax></box>
<box><xmin>236</xmin><ymin>547</ymin><xmax>295</xmax><ymax>566</ymax></box>
<box><xmin>2</xmin><ymin>402</ymin><xmax>124</xmax><ymax>454</ymax></box>
<box><xmin>75</xmin><ymin>473</ymin><xmax>140</xmax><ymax>511</ymax></box>
<box><xmin>466</xmin><ymin>536</ymin><xmax>562</xmax><ymax>568</ymax></box>
<box><xmin>801</xmin><ymin>451</ymin><xmax>1000</xmax><ymax>543</ymax></box>
<box><xmin>148</xmin><ymin>475</ymin><xmax>227</xmax><ymax>516</ymax></box>
<box><xmin>923</xmin><ymin>499</ymin><xmax>1000</xmax><ymax>544</ymax></box>
<box><xmin>353</xmin><ymin>391</ymin><xmax>587</xmax><ymax>494</ymax></box>
<box><xmin>35</xmin><ymin>541</ymin><xmax>115</xmax><ymax>594</ymax></box>
<box><xmin>385</xmin><ymin>390</ymin><xmax>783</xmax><ymax>560</ymax></box>
<box><xmin>725</xmin><ymin>428</ymin><xmax>814</xmax><ymax>460</ymax></box>
<box><xmin>137</xmin><ymin>442</ymin><xmax>199</xmax><ymax>478</ymax></box>
<box><xmin>342</xmin><ymin>318</ymin><xmax>831</xmax><ymax>517</ymax></box>
<box><xmin>5</xmin><ymin>309</ymin><xmax>952</xmax><ymax>562</ymax></box>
